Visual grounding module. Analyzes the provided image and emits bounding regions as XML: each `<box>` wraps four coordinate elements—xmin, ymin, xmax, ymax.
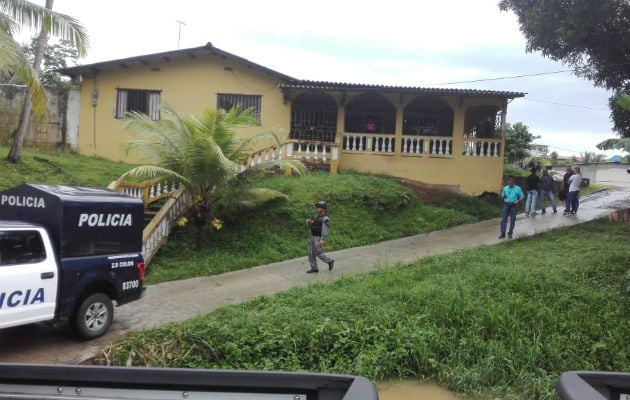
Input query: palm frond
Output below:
<box><xmin>117</xmin><ymin>165</ymin><xmax>192</xmax><ymax>189</ymax></box>
<box><xmin>239</xmin><ymin>159</ymin><xmax>307</xmax><ymax>181</ymax></box>
<box><xmin>1</xmin><ymin>0</ymin><xmax>89</xmax><ymax>56</ymax></box>
<box><xmin>214</xmin><ymin>187</ymin><xmax>288</xmax><ymax>214</ymax></box>
<box><xmin>0</xmin><ymin>29</ymin><xmax>47</xmax><ymax>116</ymax></box>
<box><xmin>230</xmin><ymin>129</ymin><xmax>285</xmax><ymax>162</ymax></box>
<box><xmin>596</xmin><ymin>138</ymin><xmax>630</xmax><ymax>152</ymax></box>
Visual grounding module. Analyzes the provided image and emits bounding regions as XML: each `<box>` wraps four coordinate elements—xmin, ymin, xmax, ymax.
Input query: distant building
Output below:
<box><xmin>530</xmin><ymin>144</ymin><xmax>549</xmax><ymax>158</ymax></box>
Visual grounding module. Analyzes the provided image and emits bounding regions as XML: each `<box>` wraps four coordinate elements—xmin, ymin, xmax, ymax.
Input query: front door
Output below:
<box><xmin>0</xmin><ymin>228</ymin><xmax>58</xmax><ymax>329</ymax></box>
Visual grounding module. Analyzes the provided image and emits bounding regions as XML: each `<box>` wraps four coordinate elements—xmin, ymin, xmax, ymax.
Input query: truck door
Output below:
<box><xmin>0</xmin><ymin>229</ymin><xmax>58</xmax><ymax>329</ymax></box>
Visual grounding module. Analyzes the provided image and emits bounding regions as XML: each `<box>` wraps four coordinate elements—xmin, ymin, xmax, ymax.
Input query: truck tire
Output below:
<box><xmin>74</xmin><ymin>293</ymin><xmax>113</xmax><ymax>340</ymax></box>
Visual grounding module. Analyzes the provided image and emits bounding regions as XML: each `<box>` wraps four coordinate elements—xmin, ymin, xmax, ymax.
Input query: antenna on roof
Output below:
<box><xmin>176</xmin><ymin>20</ymin><xmax>186</xmax><ymax>49</ymax></box>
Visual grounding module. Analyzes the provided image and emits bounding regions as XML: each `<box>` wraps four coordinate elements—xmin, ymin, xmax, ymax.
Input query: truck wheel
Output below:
<box><xmin>74</xmin><ymin>293</ymin><xmax>113</xmax><ymax>340</ymax></box>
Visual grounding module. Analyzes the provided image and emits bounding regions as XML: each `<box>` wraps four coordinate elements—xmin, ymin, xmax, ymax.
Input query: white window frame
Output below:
<box><xmin>115</xmin><ymin>88</ymin><xmax>161</xmax><ymax>121</ymax></box>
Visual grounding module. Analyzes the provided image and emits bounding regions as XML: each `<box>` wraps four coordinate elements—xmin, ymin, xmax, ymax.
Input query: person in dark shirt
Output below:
<box><xmin>525</xmin><ymin>168</ymin><xmax>540</xmax><ymax>216</ymax></box>
<box><xmin>305</xmin><ymin>201</ymin><xmax>334</xmax><ymax>273</ymax></box>
<box><xmin>538</xmin><ymin>168</ymin><xmax>557</xmax><ymax>214</ymax></box>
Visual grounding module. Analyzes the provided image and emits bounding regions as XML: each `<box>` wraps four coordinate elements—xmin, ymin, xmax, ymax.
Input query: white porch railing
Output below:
<box><xmin>113</xmin><ymin>177</ymin><xmax>183</xmax><ymax>208</ymax></box>
<box><xmin>342</xmin><ymin>134</ymin><xmax>454</xmax><ymax>156</ymax></box>
<box><xmin>141</xmin><ymin>188</ymin><xmax>191</xmax><ymax>264</ymax></box>
<box><xmin>342</xmin><ymin>134</ymin><xmax>396</xmax><ymax>154</ymax></box>
<box><xmin>242</xmin><ymin>140</ymin><xmax>339</xmax><ymax>171</ymax></box>
<box><xmin>109</xmin><ymin>179</ymin><xmax>191</xmax><ymax>265</ymax></box>
<box><xmin>400</xmin><ymin>136</ymin><xmax>453</xmax><ymax>156</ymax></box>
<box><xmin>463</xmin><ymin>138</ymin><xmax>501</xmax><ymax>157</ymax></box>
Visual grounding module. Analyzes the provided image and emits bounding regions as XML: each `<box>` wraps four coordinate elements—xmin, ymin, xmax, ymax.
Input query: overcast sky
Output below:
<box><xmin>25</xmin><ymin>0</ymin><xmax>621</xmax><ymax>157</ymax></box>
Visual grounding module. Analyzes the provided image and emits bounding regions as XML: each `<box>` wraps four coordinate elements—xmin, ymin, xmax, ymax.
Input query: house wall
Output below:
<box><xmin>76</xmin><ymin>54</ymin><xmax>290</xmax><ymax>162</ymax></box>
<box><xmin>339</xmin><ymin>153</ymin><xmax>503</xmax><ymax>195</ymax></box>
<box><xmin>576</xmin><ymin>162</ymin><xmax>630</xmax><ymax>189</ymax></box>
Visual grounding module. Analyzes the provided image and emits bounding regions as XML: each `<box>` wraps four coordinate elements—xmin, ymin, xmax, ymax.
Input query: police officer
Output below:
<box><xmin>305</xmin><ymin>201</ymin><xmax>334</xmax><ymax>273</ymax></box>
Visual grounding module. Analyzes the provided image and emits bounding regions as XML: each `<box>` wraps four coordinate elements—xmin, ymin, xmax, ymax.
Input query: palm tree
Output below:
<box><xmin>1</xmin><ymin>0</ymin><xmax>88</xmax><ymax>161</ymax></box>
<box><xmin>119</xmin><ymin>104</ymin><xmax>307</xmax><ymax>248</ymax></box>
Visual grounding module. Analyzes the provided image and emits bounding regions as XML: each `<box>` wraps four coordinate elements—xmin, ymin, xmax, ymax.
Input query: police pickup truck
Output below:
<box><xmin>0</xmin><ymin>184</ymin><xmax>145</xmax><ymax>339</ymax></box>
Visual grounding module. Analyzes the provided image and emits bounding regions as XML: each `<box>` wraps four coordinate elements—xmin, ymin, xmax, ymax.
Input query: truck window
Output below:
<box><xmin>0</xmin><ymin>230</ymin><xmax>46</xmax><ymax>266</ymax></box>
<box><xmin>61</xmin><ymin>239</ymin><xmax>136</xmax><ymax>258</ymax></box>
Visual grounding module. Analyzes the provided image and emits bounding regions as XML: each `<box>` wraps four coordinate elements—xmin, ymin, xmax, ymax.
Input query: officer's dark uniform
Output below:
<box><xmin>307</xmin><ymin>201</ymin><xmax>334</xmax><ymax>273</ymax></box>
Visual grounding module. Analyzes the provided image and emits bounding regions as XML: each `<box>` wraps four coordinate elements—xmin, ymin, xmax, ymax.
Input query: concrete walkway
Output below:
<box><xmin>3</xmin><ymin>189</ymin><xmax>630</xmax><ymax>365</ymax></box>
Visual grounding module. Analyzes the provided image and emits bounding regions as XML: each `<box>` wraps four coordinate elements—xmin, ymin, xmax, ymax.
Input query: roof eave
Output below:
<box><xmin>280</xmin><ymin>81</ymin><xmax>525</xmax><ymax>99</ymax></box>
<box><xmin>57</xmin><ymin>42</ymin><xmax>297</xmax><ymax>82</ymax></box>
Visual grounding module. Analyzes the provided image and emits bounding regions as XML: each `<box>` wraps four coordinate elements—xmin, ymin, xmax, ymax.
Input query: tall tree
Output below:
<box><xmin>120</xmin><ymin>104</ymin><xmax>307</xmax><ymax>249</ymax></box>
<box><xmin>1</xmin><ymin>0</ymin><xmax>88</xmax><ymax>162</ymax></box>
<box><xmin>499</xmin><ymin>0</ymin><xmax>630</xmax><ymax>136</ymax></box>
<box><xmin>23</xmin><ymin>37</ymin><xmax>79</xmax><ymax>87</ymax></box>
<box><xmin>504</xmin><ymin>122</ymin><xmax>536</xmax><ymax>164</ymax></box>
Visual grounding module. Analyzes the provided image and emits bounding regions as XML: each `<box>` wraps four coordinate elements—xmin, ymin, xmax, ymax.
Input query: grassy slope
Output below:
<box><xmin>101</xmin><ymin>219</ymin><xmax>630</xmax><ymax>399</ymax></box>
<box><xmin>0</xmin><ymin>146</ymin><xmax>133</xmax><ymax>190</ymax></box>
<box><xmin>146</xmin><ymin>172</ymin><xmax>500</xmax><ymax>283</ymax></box>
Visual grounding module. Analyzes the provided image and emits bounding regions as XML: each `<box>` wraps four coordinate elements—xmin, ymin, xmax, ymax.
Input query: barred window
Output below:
<box><xmin>217</xmin><ymin>93</ymin><xmax>261</xmax><ymax>123</ymax></box>
<box><xmin>115</xmin><ymin>88</ymin><xmax>161</xmax><ymax>120</ymax></box>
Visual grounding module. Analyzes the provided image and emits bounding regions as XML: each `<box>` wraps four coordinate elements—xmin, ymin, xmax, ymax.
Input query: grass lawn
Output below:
<box><xmin>98</xmin><ymin>218</ymin><xmax>630</xmax><ymax>399</ymax></box>
<box><xmin>0</xmin><ymin>145</ymin><xmax>134</xmax><ymax>190</ymax></box>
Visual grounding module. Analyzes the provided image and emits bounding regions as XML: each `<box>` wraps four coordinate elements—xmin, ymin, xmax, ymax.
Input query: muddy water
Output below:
<box><xmin>377</xmin><ymin>380</ymin><xmax>462</xmax><ymax>400</ymax></box>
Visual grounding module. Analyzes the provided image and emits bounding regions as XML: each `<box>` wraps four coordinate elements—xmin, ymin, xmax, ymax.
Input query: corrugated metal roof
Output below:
<box><xmin>58</xmin><ymin>42</ymin><xmax>298</xmax><ymax>82</ymax></box>
<box><xmin>281</xmin><ymin>80</ymin><xmax>526</xmax><ymax>98</ymax></box>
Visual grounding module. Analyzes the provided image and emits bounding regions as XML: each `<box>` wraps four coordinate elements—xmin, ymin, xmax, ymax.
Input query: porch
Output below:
<box><xmin>275</xmin><ymin>83</ymin><xmax>523</xmax><ymax>195</ymax></box>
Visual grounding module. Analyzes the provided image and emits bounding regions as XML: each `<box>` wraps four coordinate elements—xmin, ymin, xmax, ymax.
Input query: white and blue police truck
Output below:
<box><xmin>0</xmin><ymin>184</ymin><xmax>145</xmax><ymax>339</ymax></box>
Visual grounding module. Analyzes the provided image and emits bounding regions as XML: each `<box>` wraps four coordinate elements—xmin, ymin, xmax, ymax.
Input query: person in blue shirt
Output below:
<box><xmin>499</xmin><ymin>177</ymin><xmax>525</xmax><ymax>239</ymax></box>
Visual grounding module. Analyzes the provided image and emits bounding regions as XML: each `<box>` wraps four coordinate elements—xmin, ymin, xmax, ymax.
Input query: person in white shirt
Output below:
<box><xmin>563</xmin><ymin>167</ymin><xmax>582</xmax><ymax>215</ymax></box>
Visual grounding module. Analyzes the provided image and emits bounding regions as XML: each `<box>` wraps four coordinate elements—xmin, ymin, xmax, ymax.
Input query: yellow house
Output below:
<box><xmin>60</xmin><ymin>42</ymin><xmax>524</xmax><ymax>195</ymax></box>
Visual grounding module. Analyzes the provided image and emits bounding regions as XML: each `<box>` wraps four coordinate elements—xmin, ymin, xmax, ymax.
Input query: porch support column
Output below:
<box><xmin>452</xmin><ymin>105</ymin><xmax>466</xmax><ymax>159</ymax></box>
<box><xmin>332</xmin><ymin>103</ymin><xmax>345</xmax><ymax>174</ymax></box>
<box><xmin>394</xmin><ymin>106</ymin><xmax>403</xmax><ymax>156</ymax></box>
<box><xmin>499</xmin><ymin>99</ymin><xmax>508</xmax><ymax>161</ymax></box>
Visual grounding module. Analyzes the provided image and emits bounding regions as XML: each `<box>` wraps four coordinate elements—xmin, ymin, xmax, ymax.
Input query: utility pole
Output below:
<box><xmin>176</xmin><ymin>20</ymin><xmax>186</xmax><ymax>49</ymax></box>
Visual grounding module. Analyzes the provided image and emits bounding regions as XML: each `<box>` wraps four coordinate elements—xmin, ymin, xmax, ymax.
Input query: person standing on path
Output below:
<box><xmin>525</xmin><ymin>168</ymin><xmax>540</xmax><ymax>216</ymax></box>
<box><xmin>561</xmin><ymin>165</ymin><xmax>573</xmax><ymax>202</ymax></box>
<box><xmin>538</xmin><ymin>168</ymin><xmax>558</xmax><ymax>214</ymax></box>
<box><xmin>499</xmin><ymin>177</ymin><xmax>525</xmax><ymax>239</ymax></box>
<box><xmin>564</xmin><ymin>167</ymin><xmax>582</xmax><ymax>216</ymax></box>
<box><xmin>305</xmin><ymin>201</ymin><xmax>335</xmax><ymax>273</ymax></box>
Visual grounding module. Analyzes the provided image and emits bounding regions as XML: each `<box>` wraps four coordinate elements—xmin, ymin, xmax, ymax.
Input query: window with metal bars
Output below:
<box><xmin>115</xmin><ymin>89</ymin><xmax>161</xmax><ymax>121</ymax></box>
<box><xmin>217</xmin><ymin>93</ymin><xmax>262</xmax><ymax>123</ymax></box>
<box><xmin>403</xmin><ymin>98</ymin><xmax>454</xmax><ymax>136</ymax></box>
<box><xmin>464</xmin><ymin>105</ymin><xmax>502</xmax><ymax>138</ymax></box>
<box><xmin>344</xmin><ymin>93</ymin><xmax>396</xmax><ymax>134</ymax></box>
